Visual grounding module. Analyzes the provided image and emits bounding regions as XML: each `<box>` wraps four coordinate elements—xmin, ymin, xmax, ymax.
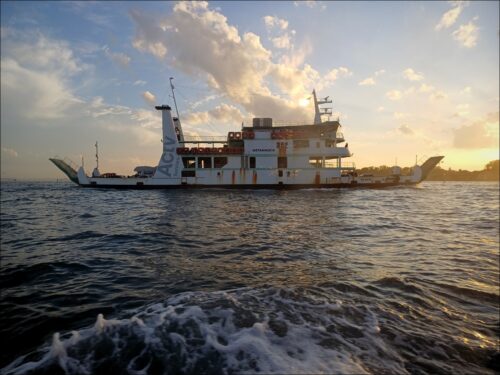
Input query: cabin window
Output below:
<box><xmin>182</xmin><ymin>157</ymin><xmax>196</xmax><ymax>168</ymax></box>
<box><xmin>214</xmin><ymin>157</ymin><xmax>228</xmax><ymax>168</ymax></box>
<box><xmin>278</xmin><ymin>170</ymin><xmax>283</xmax><ymax>177</ymax></box>
<box><xmin>325</xmin><ymin>139</ymin><xmax>336</xmax><ymax>148</ymax></box>
<box><xmin>182</xmin><ymin>170</ymin><xmax>196</xmax><ymax>177</ymax></box>
<box><xmin>309</xmin><ymin>157</ymin><xmax>323</xmax><ymax>168</ymax></box>
<box><xmin>250</xmin><ymin>157</ymin><xmax>256</xmax><ymax>168</ymax></box>
<box><xmin>293</xmin><ymin>140</ymin><xmax>309</xmax><ymax>148</ymax></box>
<box><xmin>324</xmin><ymin>157</ymin><xmax>338</xmax><ymax>168</ymax></box>
<box><xmin>277</xmin><ymin>156</ymin><xmax>287</xmax><ymax>168</ymax></box>
<box><xmin>198</xmin><ymin>157</ymin><xmax>212</xmax><ymax>169</ymax></box>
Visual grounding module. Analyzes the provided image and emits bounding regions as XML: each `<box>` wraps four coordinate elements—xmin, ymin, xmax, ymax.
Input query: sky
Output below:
<box><xmin>1</xmin><ymin>0</ymin><xmax>498</xmax><ymax>179</ymax></box>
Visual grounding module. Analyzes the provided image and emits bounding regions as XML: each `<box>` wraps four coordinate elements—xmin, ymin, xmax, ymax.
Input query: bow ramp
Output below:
<box><xmin>49</xmin><ymin>158</ymin><xmax>79</xmax><ymax>184</ymax></box>
<box><xmin>419</xmin><ymin>156</ymin><xmax>444</xmax><ymax>181</ymax></box>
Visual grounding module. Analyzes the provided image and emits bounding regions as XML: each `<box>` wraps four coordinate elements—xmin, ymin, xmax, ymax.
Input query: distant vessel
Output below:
<box><xmin>50</xmin><ymin>80</ymin><xmax>443</xmax><ymax>189</ymax></box>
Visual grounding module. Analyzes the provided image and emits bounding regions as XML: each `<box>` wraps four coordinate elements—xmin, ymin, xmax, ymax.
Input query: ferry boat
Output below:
<box><xmin>50</xmin><ymin>83</ymin><xmax>443</xmax><ymax>189</ymax></box>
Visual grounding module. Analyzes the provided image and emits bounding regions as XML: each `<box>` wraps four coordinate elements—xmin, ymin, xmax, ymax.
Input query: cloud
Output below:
<box><xmin>452</xmin><ymin>112</ymin><xmax>499</xmax><ymax>148</ymax></box>
<box><xmin>1</xmin><ymin>147</ymin><xmax>18</xmax><ymax>157</ymax></box>
<box><xmin>393</xmin><ymin>112</ymin><xmax>409</xmax><ymax>119</ymax></box>
<box><xmin>130</xmin><ymin>2</ymin><xmax>341</xmax><ymax>122</ymax></box>
<box><xmin>142</xmin><ymin>91</ymin><xmax>156</xmax><ymax>105</ymax></box>
<box><xmin>386</xmin><ymin>90</ymin><xmax>402</xmax><ymax>101</ymax></box>
<box><xmin>271</xmin><ymin>34</ymin><xmax>291</xmax><ymax>49</ymax></box>
<box><xmin>452</xmin><ymin>18</ymin><xmax>479</xmax><ymax>48</ymax></box>
<box><xmin>429</xmin><ymin>90</ymin><xmax>447</xmax><ymax>100</ymax></box>
<box><xmin>377</xmin><ymin>106</ymin><xmax>385</xmax><ymax>112</ymax></box>
<box><xmin>460</xmin><ymin>86</ymin><xmax>472</xmax><ymax>94</ymax></box>
<box><xmin>103</xmin><ymin>46</ymin><xmax>131</xmax><ymax>67</ymax></box>
<box><xmin>435</xmin><ymin>2</ymin><xmax>467</xmax><ymax>30</ymax></box>
<box><xmin>398</xmin><ymin>124</ymin><xmax>414</xmax><ymax>135</ymax></box>
<box><xmin>403</xmin><ymin>68</ymin><xmax>424</xmax><ymax>81</ymax></box>
<box><xmin>359</xmin><ymin>77</ymin><xmax>375</xmax><ymax>86</ymax></box>
<box><xmin>133</xmin><ymin>80</ymin><xmax>147</xmax><ymax>86</ymax></box>
<box><xmin>1</xmin><ymin>32</ymin><xmax>86</xmax><ymax>121</ymax></box>
<box><xmin>454</xmin><ymin>103</ymin><xmax>470</xmax><ymax>117</ymax></box>
<box><xmin>263</xmin><ymin>15</ymin><xmax>288</xmax><ymax>30</ymax></box>
<box><xmin>183</xmin><ymin>103</ymin><xmax>244</xmax><ymax>125</ymax></box>
<box><xmin>358</xmin><ymin>69</ymin><xmax>384</xmax><ymax>86</ymax></box>
<box><xmin>293</xmin><ymin>1</ymin><xmax>326</xmax><ymax>9</ymax></box>
<box><xmin>418</xmin><ymin>83</ymin><xmax>435</xmax><ymax>93</ymax></box>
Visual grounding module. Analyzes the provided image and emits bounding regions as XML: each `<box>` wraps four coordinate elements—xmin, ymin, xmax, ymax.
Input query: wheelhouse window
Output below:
<box><xmin>198</xmin><ymin>157</ymin><xmax>212</xmax><ymax>169</ymax></box>
<box><xmin>309</xmin><ymin>157</ymin><xmax>323</xmax><ymax>168</ymax></box>
<box><xmin>277</xmin><ymin>156</ymin><xmax>287</xmax><ymax>168</ymax></box>
<box><xmin>214</xmin><ymin>157</ymin><xmax>228</xmax><ymax>168</ymax></box>
<box><xmin>325</xmin><ymin>139</ymin><xmax>336</xmax><ymax>148</ymax></box>
<box><xmin>249</xmin><ymin>157</ymin><xmax>256</xmax><ymax>169</ymax></box>
<box><xmin>182</xmin><ymin>157</ymin><xmax>196</xmax><ymax>168</ymax></box>
<box><xmin>293</xmin><ymin>140</ymin><xmax>309</xmax><ymax>148</ymax></box>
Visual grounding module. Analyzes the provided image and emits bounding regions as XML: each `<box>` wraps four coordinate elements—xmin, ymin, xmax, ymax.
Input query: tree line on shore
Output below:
<box><xmin>356</xmin><ymin>160</ymin><xmax>499</xmax><ymax>181</ymax></box>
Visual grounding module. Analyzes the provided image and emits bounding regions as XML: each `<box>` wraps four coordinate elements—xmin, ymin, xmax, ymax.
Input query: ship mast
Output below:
<box><xmin>312</xmin><ymin>89</ymin><xmax>333</xmax><ymax>124</ymax></box>
<box><xmin>169</xmin><ymin>77</ymin><xmax>184</xmax><ymax>142</ymax></box>
<box><xmin>95</xmin><ymin>141</ymin><xmax>99</xmax><ymax>169</ymax></box>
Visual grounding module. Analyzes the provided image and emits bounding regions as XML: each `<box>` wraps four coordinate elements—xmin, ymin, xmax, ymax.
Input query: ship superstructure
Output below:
<box><xmin>50</xmin><ymin>83</ymin><xmax>443</xmax><ymax>188</ymax></box>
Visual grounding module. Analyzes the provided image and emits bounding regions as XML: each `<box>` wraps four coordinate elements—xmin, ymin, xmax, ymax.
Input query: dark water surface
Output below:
<box><xmin>0</xmin><ymin>181</ymin><xmax>498</xmax><ymax>374</ymax></box>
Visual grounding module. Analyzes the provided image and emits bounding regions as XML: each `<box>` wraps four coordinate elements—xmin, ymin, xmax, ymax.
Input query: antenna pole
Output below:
<box><xmin>169</xmin><ymin>77</ymin><xmax>180</xmax><ymax>120</ymax></box>
<box><xmin>95</xmin><ymin>141</ymin><xmax>99</xmax><ymax>169</ymax></box>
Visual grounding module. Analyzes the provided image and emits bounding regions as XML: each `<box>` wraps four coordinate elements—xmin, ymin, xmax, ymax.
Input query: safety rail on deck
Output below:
<box><xmin>242</xmin><ymin>118</ymin><xmax>340</xmax><ymax>127</ymax></box>
<box><xmin>180</xmin><ymin>136</ymin><xmax>228</xmax><ymax>144</ymax></box>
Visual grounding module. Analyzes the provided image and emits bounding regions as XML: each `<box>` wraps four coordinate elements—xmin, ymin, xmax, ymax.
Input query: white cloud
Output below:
<box><xmin>271</xmin><ymin>34</ymin><xmax>291</xmax><ymax>49</ymax></box>
<box><xmin>393</xmin><ymin>112</ymin><xmax>409</xmax><ymax>119</ymax></box>
<box><xmin>435</xmin><ymin>2</ymin><xmax>466</xmax><ymax>30</ymax></box>
<box><xmin>263</xmin><ymin>15</ymin><xmax>288</xmax><ymax>30</ymax></box>
<box><xmin>374</xmin><ymin>69</ymin><xmax>385</xmax><ymax>76</ymax></box>
<box><xmin>142</xmin><ymin>91</ymin><xmax>156</xmax><ymax>105</ymax></box>
<box><xmin>460</xmin><ymin>86</ymin><xmax>472</xmax><ymax>94</ymax></box>
<box><xmin>1</xmin><ymin>147</ymin><xmax>18</xmax><ymax>157</ymax></box>
<box><xmin>103</xmin><ymin>45</ymin><xmax>131</xmax><ymax>67</ymax></box>
<box><xmin>293</xmin><ymin>0</ymin><xmax>325</xmax><ymax>9</ymax></box>
<box><xmin>429</xmin><ymin>91</ymin><xmax>447</xmax><ymax>100</ymax></box>
<box><xmin>452</xmin><ymin>18</ymin><xmax>479</xmax><ymax>48</ymax></box>
<box><xmin>377</xmin><ymin>106</ymin><xmax>385</xmax><ymax>112</ymax></box>
<box><xmin>130</xmin><ymin>2</ymin><xmax>335</xmax><ymax>122</ymax></box>
<box><xmin>403</xmin><ymin>68</ymin><xmax>424</xmax><ymax>81</ymax></box>
<box><xmin>183</xmin><ymin>103</ymin><xmax>244</xmax><ymax>125</ymax></box>
<box><xmin>133</xmin><ymin>80</ymin><xmax>147</xmax><ymax>86</ymax></box>
<box><xmin>418</xmin><ymin>83</ymin><xmax>435</xmax><ymax>93</ymax></box>
<box><xmin>386</xmin><ymin>90</ymin><xmax>402</xmax><ymax>101</ymax></box>
<box><xmin>453</xmin><ymin>112</ymin><xmax>499</xmax><ymax>148</ymax></box>
<box><xmin>455</xmin><ymin>103</ymin><xmax>470</xmax><ymax>117</ymax></box>
<box><xmin>1</xmin><ymin>34</ymin><xmax>86</xmax><ymax>122</ymax></box>
<box><xmin>398</xmin><ymin>124</ymin><xmax>414</xmax><ymax>136</ymax></box>
<box><xmin>359</xmin><ymin>77</ymin><xmax>375</xmax><ymax>86</ymax></box>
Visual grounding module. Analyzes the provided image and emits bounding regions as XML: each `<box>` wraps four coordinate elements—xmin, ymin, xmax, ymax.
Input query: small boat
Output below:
<box><xmin>50</xmin><ymin>82</ymin><xmax>443</xmax><ymax>189</ymax></box>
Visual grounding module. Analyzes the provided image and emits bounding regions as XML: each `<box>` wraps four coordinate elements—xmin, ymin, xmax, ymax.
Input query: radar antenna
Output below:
<box><xmin>312</xmin><ymin>89</ymin><xmax>333</xmax><ymax>124</ymax></box>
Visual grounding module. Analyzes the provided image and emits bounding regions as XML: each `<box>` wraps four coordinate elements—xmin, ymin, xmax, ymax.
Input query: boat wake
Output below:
<box><xmin>3</xmin><ymin>286</ymin><xmax>497</xmax><ymax>375</ymax></box>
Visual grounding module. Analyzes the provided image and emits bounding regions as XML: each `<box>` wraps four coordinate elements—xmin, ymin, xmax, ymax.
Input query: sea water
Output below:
<box><xmin>0</xmin><ymin>181</ymin><xmax>498</xmax><ymax>374</ymax></box>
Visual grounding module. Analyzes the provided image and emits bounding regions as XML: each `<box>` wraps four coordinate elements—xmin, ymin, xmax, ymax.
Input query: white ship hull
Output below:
<box><xmin>51</xmin><ymin>89</ymin><xmax>444</xmax><ymax>189</ymax></box>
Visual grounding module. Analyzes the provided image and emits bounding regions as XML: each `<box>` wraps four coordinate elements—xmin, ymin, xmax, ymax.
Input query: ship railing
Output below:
<box><xmin>340</xmin><ymin>161</ymin><xmax>356</xmax><ymax>170</ymax></box>
<box><xmin>180</xmin><ymin>136</ymin><xmax>228</xmax><ymax>144</ymax></box>
<box><xmin>242</xmin><ymin>118</ymin><xmax>340</xmax><ymax>128</ymax></box>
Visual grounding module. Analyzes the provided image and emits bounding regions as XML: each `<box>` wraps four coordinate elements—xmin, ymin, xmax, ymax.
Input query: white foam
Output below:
<box><xmin>2</xmin><ymin>287</ymin><xmax>412</xmax><ymax>374</ymax></box>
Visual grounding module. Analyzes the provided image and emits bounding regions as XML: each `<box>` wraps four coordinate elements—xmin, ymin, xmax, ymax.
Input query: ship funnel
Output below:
<box><xmin>153</xmin><ymin>105</ymin><xmax>181</xmax><ymax>179</ymax></box>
